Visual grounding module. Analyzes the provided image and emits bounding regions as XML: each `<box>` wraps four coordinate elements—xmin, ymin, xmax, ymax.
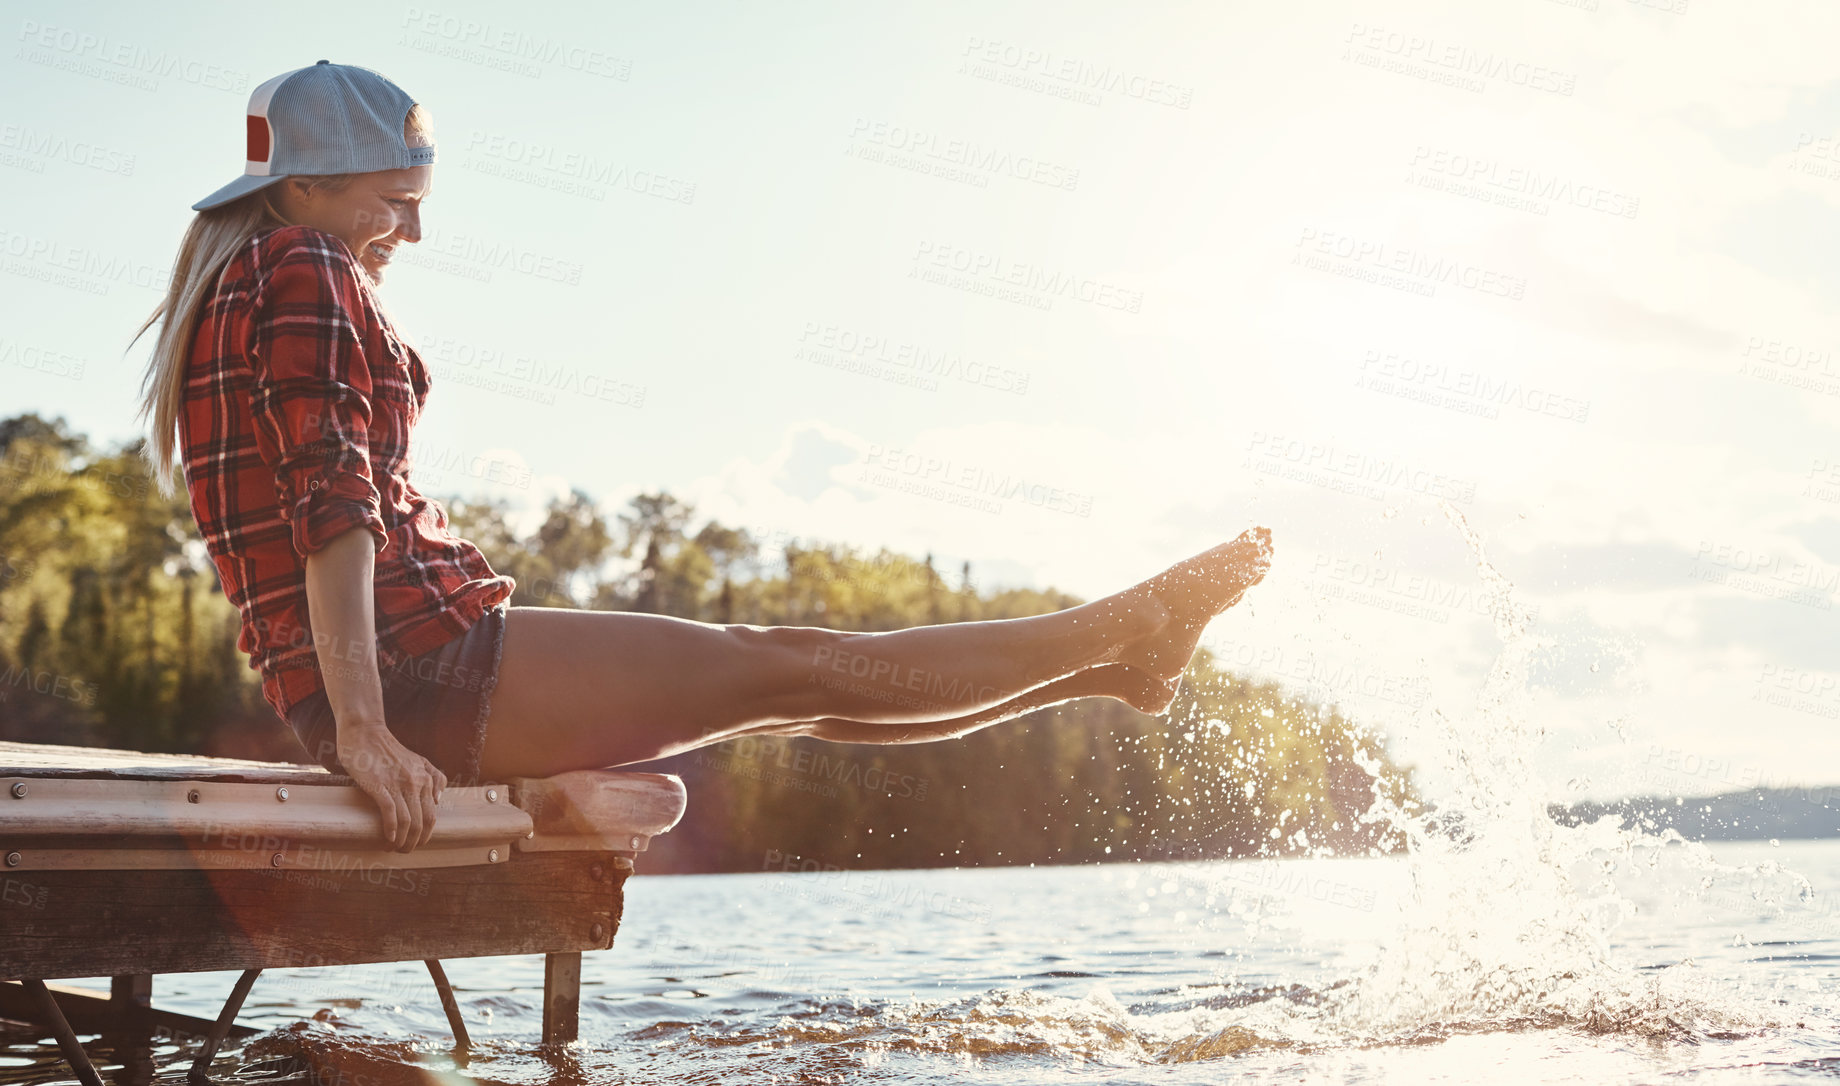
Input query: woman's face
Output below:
<box><xmin>274</xmin><ymin>163</ymin><xmax>432</xmax><ymax>286</ymax></box>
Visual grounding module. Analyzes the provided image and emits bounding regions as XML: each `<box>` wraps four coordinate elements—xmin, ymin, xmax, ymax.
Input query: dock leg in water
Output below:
<box><xmin>543</xmin><ymin>951</ymin><xmax>581</xmax><ymax>1046</ymax></box>
<box><xmin>189</xmin><ymin>968</ymin><xmax>261</xmax><ymax>1082</ymax></box>
<box><xmin>424</xmin><ymin>958</ymin><xmax>472</xmax><ymax>1059</ymax></box>
<box><xmin>19</xmin><ymin>978</ymin><xmax>103</xmax><ymax>1086</ymax></box>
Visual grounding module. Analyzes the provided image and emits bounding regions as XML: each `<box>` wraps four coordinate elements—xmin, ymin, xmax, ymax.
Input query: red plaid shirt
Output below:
<box><xmin>178</xmin><ymin>224</ymin><xmax>515</xmax><ymax>725</ymax></box>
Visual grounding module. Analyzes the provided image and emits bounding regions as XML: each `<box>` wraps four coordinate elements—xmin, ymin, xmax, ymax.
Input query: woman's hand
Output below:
<box><xmin>304</xmin><ymin>528</ymin><xmax>443</xmax><ymax>851</ymax></box>
<box><xmin>337</xmin><ymin>720</ymin><xmax>445</xmax><ymax>851</ymax></box>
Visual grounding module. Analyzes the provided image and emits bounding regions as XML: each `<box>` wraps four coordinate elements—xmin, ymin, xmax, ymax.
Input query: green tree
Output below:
<box><xmin>694</xmin><ymin>522</ymin><xmax>755</xmax><ymax>624</ymax></box>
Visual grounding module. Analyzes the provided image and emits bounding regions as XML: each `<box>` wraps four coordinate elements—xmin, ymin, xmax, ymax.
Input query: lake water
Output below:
<box><xmin>4</xmin><ymin>836</ymin><xmax>1839</xmax><ymax>1085</ymax></box>
<box><xmin>7</xmin><ymin>511</ymin><xmax>1837</xmax><ymax>1084</ymax></box>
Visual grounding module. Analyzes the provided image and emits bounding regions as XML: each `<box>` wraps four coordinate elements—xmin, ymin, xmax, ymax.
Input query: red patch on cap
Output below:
<box><xmin>246</xmin><ymin>115</ymin><xmax>271</xmax><ymax>163</ymax></box>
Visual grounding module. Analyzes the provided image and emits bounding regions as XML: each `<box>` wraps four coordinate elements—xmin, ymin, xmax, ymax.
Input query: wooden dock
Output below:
<box><xmin>0</xmin><ymin>739</ymin><xmax>686</xmax><ymax>1084</ymax></box>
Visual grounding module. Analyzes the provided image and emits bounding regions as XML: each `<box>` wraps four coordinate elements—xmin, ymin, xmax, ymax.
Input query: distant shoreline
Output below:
<box><xmin>1553</xmin><ymin>786</ymin><xmax>1840</xmax><ymax>842</ymax></box>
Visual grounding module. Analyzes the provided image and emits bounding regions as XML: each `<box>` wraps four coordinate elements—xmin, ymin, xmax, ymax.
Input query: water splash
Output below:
<box><xmin>797</xmin><ymin>505</ymin><xmax>1822</xmax><ymax>1061</ymax></box>
<box><xmin>796</xmin><ymin>504</ymin><xmax>1821</xmax><ymax>1061</ymax></box>
<box><xmin>1301</xmin><ymin>503</ymin><xmax>1798</xmax><ymax>1043</ymax></box>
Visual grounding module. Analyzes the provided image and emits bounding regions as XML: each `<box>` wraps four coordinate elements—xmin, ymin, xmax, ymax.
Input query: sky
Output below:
<box><xmin>3</xmin><ymin>0</ymin><xmax>1838</xmax><ymax>802</ymax></box>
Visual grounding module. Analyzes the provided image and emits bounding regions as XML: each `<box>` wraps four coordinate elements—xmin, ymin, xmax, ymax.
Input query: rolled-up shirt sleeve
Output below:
<box><xmin>246</xmin><ymin>237</ymin><xmax>391</xmax><ymax>558</ymax></box>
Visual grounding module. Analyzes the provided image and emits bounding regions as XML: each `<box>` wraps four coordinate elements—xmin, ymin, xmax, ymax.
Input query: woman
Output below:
<box><xmin>135</xmin><ymin>62</ymin><xmax>1273</xmax><ymax>854</ymax></box>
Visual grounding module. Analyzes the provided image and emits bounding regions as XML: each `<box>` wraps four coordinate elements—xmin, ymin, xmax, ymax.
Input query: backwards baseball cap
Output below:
<box><xmin>191</xmin><ymin>60</ymin><xmax>436</xmax><ymax>211</ymax></box>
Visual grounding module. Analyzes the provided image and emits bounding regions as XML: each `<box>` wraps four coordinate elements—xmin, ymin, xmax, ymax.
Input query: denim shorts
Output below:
<box><xmin>286</xmin><ymin>603</ymin><xmax>508</xmax><ymax>787</ymax></box>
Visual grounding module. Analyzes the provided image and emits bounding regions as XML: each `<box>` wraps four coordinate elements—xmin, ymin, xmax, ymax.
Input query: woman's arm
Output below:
<box><xmin>303</xmin><ymin>525</ymin><xmax>444</xmax><ymax>852</ymax></box>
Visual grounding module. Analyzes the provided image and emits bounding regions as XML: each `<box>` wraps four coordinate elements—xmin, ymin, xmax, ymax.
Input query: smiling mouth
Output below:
<box><xmin>368</xmin><ymin>242</ymin><xmax>395</xmax><ymax>265</ymax></box>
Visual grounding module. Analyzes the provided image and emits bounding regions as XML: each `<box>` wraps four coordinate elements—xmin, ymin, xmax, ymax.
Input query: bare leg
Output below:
<box><xmin>721</xmin><ymin>664</ymin><xmax>1180</xmax><ymax>747</ymax></box>
<box><xmin>477</xmin><ymin>529</ymin><xmax>1269</xmax><ymax>777</ymax></box>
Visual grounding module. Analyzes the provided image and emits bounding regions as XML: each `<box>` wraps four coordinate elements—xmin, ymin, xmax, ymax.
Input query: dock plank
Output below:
<box><xmin>0</xmin><ymin>853</ymin><xmax>630</xmax><ymax>980</ymax></box>
<box><xmin>0</xmin><ymin>740</ymin><xmax>333</xmax><ymax>783</ymax></box>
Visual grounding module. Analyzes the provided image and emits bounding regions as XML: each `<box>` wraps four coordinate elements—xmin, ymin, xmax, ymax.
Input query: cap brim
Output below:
<box><xmin>191</xmin><ymin>173</ymin><xmax>288</xmax><ymax>212</ymax></box>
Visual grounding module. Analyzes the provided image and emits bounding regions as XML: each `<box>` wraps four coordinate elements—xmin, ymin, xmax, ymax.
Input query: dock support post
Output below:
<box><xmin>423</xmin><ymin>959</ymin><xmax>471</xmax><ymax>1056</ymax></box>
<box><xmin>20</xmin><ymin>978</ymin><xmax>104</xmax><ymax>1086</ymax></box>
<box><xmin>188</xmin><ymin>967</ymin><xmax>261</xmax><ymax>1082</ymax></box>
<box><xmin>110</xmin><ymin>973</ymin><xmax>152</xmax><ymax>1028</ymax></box>
<box><xmin>107</xmin><ymin>973</ymin><xmax>156</xmax><ymax>1084</ymax></box>
<box><xmin>541</xmin><ymin>951</ymin><xmax>581</xmax><ymax>1047</ymax></box>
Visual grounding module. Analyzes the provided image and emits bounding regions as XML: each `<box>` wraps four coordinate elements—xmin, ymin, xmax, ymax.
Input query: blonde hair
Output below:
<box><xmin>134</xmin><ymin>104</ymin><xmax>433</xmax><ymax>497</ymax></box>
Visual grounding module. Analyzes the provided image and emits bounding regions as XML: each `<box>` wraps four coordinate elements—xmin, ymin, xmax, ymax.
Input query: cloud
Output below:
<box><xmin>773</xmin><ymin>426</ymin><xmax>860</xmax><ymax>502</ymax></box>
<box><xmin>1788</xmin><ymin>516</ymin><xmax>1840</xmax><ymax>564</ymax></box>
<box><xmin>1688</xmin><ymin>594</ymin><xmax>1840</xmax><ymax>672</ymax></box>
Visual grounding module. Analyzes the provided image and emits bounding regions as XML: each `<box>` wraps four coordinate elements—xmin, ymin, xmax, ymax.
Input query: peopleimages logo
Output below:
<box><xmin>712</xmin><ymin>739</ymin><xmax>931</xmax><ymax>801</ymax></box>
<box><xmin>1356</xmin><ymin>349</ymin><xmax>1590</xmax><ymax>424</ymax></box>
<box><xmin>1342</xmin><ymin>23</ymin><xmax>1576</xmax><ymax>97</ymax></box>
<box><xmin>1293</xmin><ymin>228</ymin><xmax>1526</xmax><ymax>301</ymax></box>
<box><xmin>398</xmin><ymin>8</ymin><xmax>632</xmax><ymax>79</ymax></box>
<box><xmin>1243</xmin><ymin>431</ymin><xmax>1478</xmax><ymax>504</ymax></box>
<box><xmin>910</xmin><ymin>241</ymin><xmax>1145</xmax><ymax>314</ymax></box>
<box><xmin>0</xmin><ymin>338</ymin><xmax>88</xmax><ymax>381</ymax></box>
<box><xmin>1407</xmin><ymin>147</ymin><xmax>1639</xmax><ymax>219</ymax></box>
<box><xmin>1688</xmin><ymin>540</ymin><xmax>1837</xmax><ymax>612</ymax></box>
<box><xmin>797</xmin><ymin>321</ymin><xmax>1030</xmax><ymax>396</ymax></box>
<box><xmin>465</xmin><ymin>131</ymin><xmax>696</xmax><ymax>204</ymax></box>
<box><xmin>0</xmin><ymin>123</ymin><xmax>136</xmax><ymax>176</ymax></box>
<box><xmin>14</xmin><ymin>20</ymin><xmax>249</xmax><ymax>93</ymax></box>
<box><xmin>957</xmin><ymin>35</ymin><xmax>1193</xmax><ymax>109</ymax></box>
<box><xmin>1309</xmin><ymin>552</ymin><xmax>1540</xmax><ymax>626</ymax></box>
<box><xmin>846</xmin><ymin>118</ymin><xmax>1080</xmax><ymax>191</ymax></box>
<box><xmin>406</xmin><ymin>226</ymin><xmax>584</xmax><ymax>286</ymax></box>
<box><xmin>859</xmin><ymin>443</ymin><xmax>1096</xmax><ymax>518</ymax></box>
<box><xmin>0</xmin><ymin>665</ymin><xmax>97</xmax><ymax>707</ymax></box>
<box><xmin>0</xmin><ymin>228</ymin><xmax>171</xmax><ymax>295</ymax></box>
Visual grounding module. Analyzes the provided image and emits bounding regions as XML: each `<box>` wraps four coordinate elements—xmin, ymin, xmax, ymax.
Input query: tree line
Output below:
<box><xmin>0</xmin><ymin>412</ymin><xmax>1412</xmax><ymax>871</ymax></box>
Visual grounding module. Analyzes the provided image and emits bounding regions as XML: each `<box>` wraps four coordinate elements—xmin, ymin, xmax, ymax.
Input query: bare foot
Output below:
<box><xmin>1111</xmin><ymin>528</ymin><xmax>1272</xmax><ymax>683</ymax></box>
<box><xmin>1062</xmin><ymin>663</ymin><xmax>1182</xmax><ymax>715</ymax></box>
